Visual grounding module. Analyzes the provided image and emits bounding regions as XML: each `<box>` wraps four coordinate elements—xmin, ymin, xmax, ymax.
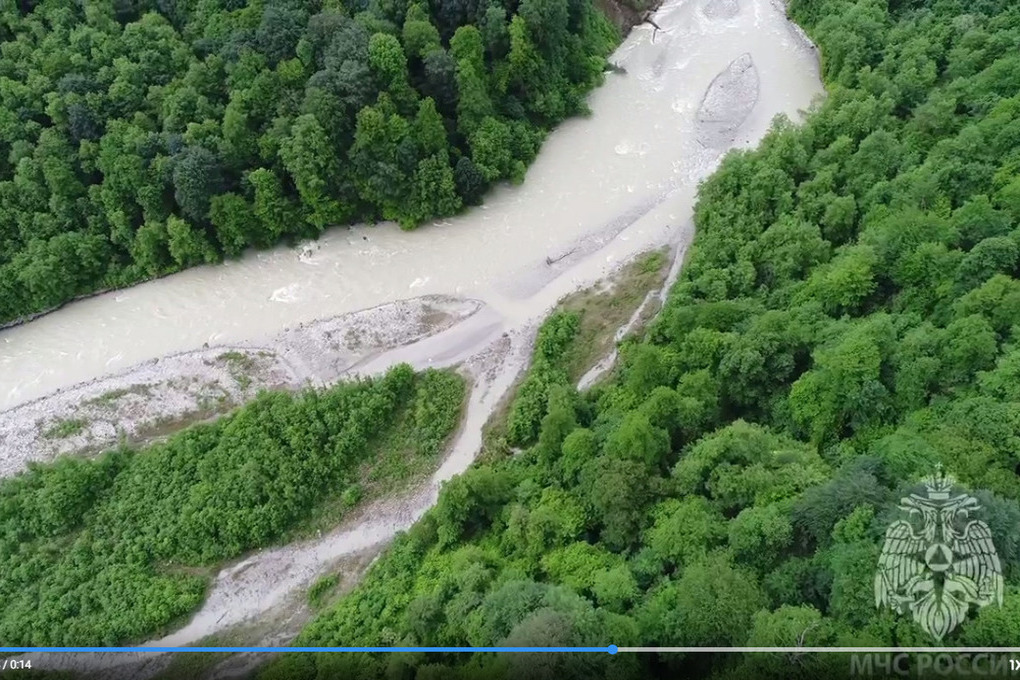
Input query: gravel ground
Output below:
<box><xmin>696</xmin><ymin>52</ymin><xmax>761</xmax><ymax>147</ymax></box>
<box><xmin>0</xmin><ymin>295</ymin><xmax>481</xmax><ymax>480</ymax></box>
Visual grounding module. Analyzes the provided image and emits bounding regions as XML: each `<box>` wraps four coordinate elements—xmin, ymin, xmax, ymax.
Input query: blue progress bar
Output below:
<box><xmin>2</xmin><ymin>646</ymin><xmax>619</xmax><ymax>654</ymax></box>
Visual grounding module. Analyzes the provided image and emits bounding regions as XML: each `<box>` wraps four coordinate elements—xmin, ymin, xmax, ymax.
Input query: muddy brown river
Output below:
<box><xmin>5</xmin><ymin>0</ymin><xmax>823</xmax><ymax>670</ymax></box>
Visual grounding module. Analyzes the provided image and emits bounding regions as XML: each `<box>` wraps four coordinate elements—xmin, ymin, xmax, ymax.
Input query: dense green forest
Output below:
<box><xmin>0</xmin><ymin>366</ymin><xmax>464</xmax><ymax>646</ymax></box>
<box><xmin>0</xmin><ymin>0</ymin><xmax>619</xmax><ymax>324</ymax></box>
<box><xmin>250</xmin><ymin>0</ymin><xmax>1020</xmax><ymax>677</ymax></box>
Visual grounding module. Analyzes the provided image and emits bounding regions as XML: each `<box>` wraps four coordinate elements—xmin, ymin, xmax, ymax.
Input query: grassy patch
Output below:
<box><xmin>218</xmin><ymin>350</ymin><xmax>259</xmax><ymax>390</ymax></box>
<box><xmin>217</xmin><ymin>350</ymin><xmax>257</xmax><ymax>370</ymax></box>
<box><xmin>307</xmin><ymin>574</ymin><xmax>339</xmax><ymax>610</ymax></box>
<box><xmin>555</xmin><ymin>248</ymin><xmax>669</xmax><ymax>383</ymax></box>
<box><xmin>131</xmin><ymin>392</ymin><xmax>235</xmax><ymax>445</ymax></box>
<box><xmin>42</xmin><ymin>418</ymin><xmax>87</xmax><ymax>439</ymax></box>
<box><xmin>84</xmin><ymin>384</ymin><xmax>154</xmax><ymax>407</ymax></box>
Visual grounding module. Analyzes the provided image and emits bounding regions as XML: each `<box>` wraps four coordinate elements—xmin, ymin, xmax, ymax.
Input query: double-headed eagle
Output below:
<box><xmin>874</xmin><ymin>466</ymin><xmax>1003</xmax><ymax>641</ymax></box>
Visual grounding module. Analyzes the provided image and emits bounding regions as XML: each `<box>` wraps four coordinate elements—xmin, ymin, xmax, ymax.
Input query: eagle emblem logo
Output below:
<box><xmin>874</xmin><ymin>464</ymin><xmax>1003</xmax><ymax>641</ymax></box>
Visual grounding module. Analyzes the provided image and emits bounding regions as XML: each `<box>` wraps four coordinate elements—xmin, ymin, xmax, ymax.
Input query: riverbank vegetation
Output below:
<box><xmin>255</xmin><ymin>0</ymin><xmax>1020</xmax><ymax>677</ymax></box>
<box><xmin>0</xmin><ymin>366</ymin><xmax>465</xmax><ymax>646</ymax></box>
<box><xmin>0</xmin><ymin>0</ymin><xmax>620</xmax><ymax>324</ymax></box>
<box><xmin>554</xmin><ymin>248</ymin><xmax>668</xmax><ymax>385</ymax></box>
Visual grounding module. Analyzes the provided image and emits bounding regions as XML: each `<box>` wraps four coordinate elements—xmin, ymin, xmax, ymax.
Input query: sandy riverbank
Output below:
<box><xmin>0</xmin><ymin>295</ymin><xmax>481</xmax><ymax>479</ymax></box>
